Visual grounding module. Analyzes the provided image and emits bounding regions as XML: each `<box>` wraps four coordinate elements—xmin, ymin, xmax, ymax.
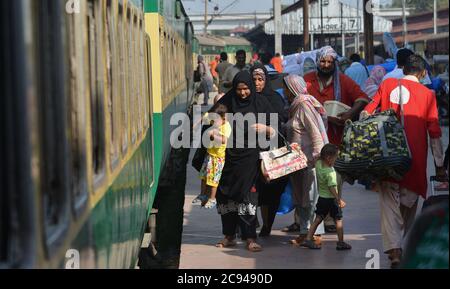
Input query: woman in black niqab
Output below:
<box><xmin>215</xmin><ymin>71</ymin><xmax>277</xmax><ymax>252</ymax></box>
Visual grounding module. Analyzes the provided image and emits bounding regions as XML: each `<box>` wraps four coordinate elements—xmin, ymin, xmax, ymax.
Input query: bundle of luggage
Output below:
<box><xmin>335</xmin><ymin>109</ymin><xmax>412</xmax><ymax>183</ymax></box>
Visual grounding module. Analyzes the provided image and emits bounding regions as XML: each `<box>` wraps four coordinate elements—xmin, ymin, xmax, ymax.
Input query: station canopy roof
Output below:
<box><xmin>195</xmin><ymin>35</ymin><xmax>226</xmax><ymax>47</ymax></box>
<box><xmin>195</xmin><ymin>35</ymin><xmax>251</xmax><ymax>47</ymax></box>
<box><xmin>263</xmin><ymin>0</ymin><xmax>392</xmax><ymax>35</ymax></box>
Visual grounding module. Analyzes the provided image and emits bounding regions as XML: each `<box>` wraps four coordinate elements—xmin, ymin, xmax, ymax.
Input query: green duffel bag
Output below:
<box><xmin>335</xmin><ymin>109</ymin><xmax>412</xmax><ymax>184</ymax></box>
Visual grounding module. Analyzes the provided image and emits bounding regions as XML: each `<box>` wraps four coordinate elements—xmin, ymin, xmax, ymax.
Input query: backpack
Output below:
<box><xmin>335</xmin><ymin>109</ymin><xmax>412</xmax><ymax>183</ymax></box>
<box><xmin>194</xmin><ymin>69</ymin><xmax>201</xmax><ymax>82</ymax></box>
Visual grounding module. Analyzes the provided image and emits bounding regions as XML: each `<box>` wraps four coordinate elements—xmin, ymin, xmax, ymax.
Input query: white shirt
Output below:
<box><xmin>383</xmin><ymin>67</ymin><xmax>405</xmax><ymax>81</ymax></box>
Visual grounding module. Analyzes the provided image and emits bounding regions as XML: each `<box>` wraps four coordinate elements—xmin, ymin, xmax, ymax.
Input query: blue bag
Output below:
<box><xmin>277</xmin><ymin>181</ymin><xmax>295</xmax><ymax>215</ymax></box>
<box><xmin>368</xmin><ymin>60</ymin><xmax>396</xmax><ymax>74</ymax></box>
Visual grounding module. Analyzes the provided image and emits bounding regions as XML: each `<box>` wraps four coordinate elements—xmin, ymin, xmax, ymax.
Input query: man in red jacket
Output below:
<box><xmin>362</xmin><ymin>54</ymin><xmax>447</xmax><ymax>268</ymax></box>
<box><xmin>303</xmin><ymin>47</ymin><xmax>369</xmax><ymax>146</ymax></box>
<box><xmin>303</xmin><ymin>46</ymin><xmax>369</xmax><ymax>234</ymax></box>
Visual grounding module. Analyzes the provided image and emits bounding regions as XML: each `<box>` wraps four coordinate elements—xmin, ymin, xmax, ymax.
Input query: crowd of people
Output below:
<box><xmin>191</xmin><ymin>46</ymin><xmax>448</xmax><ymax>268</ymax></box>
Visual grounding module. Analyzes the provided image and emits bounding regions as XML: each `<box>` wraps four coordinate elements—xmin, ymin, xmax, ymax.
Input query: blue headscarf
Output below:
<box><xmin>316</xmin><ymin>46</ymin><xmax>341</xmax><ymax>102</ymax></box>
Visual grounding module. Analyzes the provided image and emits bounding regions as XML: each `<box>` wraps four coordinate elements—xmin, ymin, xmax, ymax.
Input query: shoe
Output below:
<box><xmin>247</xmin><ymin>241</ymin><xmax>263</xmax><ymax>252</ymax></box>
<box><xmin>388</xmin><ymin>248</ymin><xmax>402</xmax><ymax>269</ymax></box>
<box><xmin>290</xmin><ymin>234</ymin><xmax>307</xmax><ymax>245</ymax></box>
<box><xmin>204</xmin><ymin>199</ymin><xmax>217</xmax><ymax>209</ymax></box>
<box><xmin>216</xmin><ymin>238</ymin><xmax>237</xmax><ymax>248</ymax></box>
<box><xmin>313</xmin><ymin>235</ymin><xmax>322</xmax><ymax>247</ymax></box>
<box><xmin>336</xmin><ymin>241</ymin><xmax>352</xmax><ymax>251</ymax></box>
<box><xmin>300</xmin><ymin>239</ymin><xmax>321</xmax><ymax>250</ymax></box>
<box><xmin>291</xmin><ymin>235</ymin><xmax>321</xmax><ymax>246</ymax></box>
<box><xmin>192</xmin><ymin>194</ymin><xmax>208</xmax><ymax>204</ymax></box>
<box><xmin>282</xmin><ymin>223</ymin><xmax>300</xmax><ymax>233</ymax></box>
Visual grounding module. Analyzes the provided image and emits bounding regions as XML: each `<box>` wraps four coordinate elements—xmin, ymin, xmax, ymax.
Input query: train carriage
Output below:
<box><xmin>0</xmin><ymin>0</ymin><xmax>194</xmax><ymax>269</ymax></box>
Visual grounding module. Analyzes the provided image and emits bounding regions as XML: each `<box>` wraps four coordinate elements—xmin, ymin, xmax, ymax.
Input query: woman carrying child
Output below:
<box><xmin>214</xmin><ymin>71</ymin><xmax>278</xmax><ymax>252</ymax></box>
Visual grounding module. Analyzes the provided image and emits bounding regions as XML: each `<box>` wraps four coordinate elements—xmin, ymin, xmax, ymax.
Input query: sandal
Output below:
<box><xmin>290</xmin><ymin>234</ymin><xmax>307</xmax><ymax>246</ymax></box>
<box><xmin>300</xmin><ymin>240</ymin><xmax>321</xmax><ymax>250</ymax></box>
<box><xmin>203</xmin><ymin>199</ymin><xmax>217</xmax><ymax>209</ymax></box>
<box><xmin>192</xmin><ymin>194</ymin><xmax>208</xmax><ymax>204</ymax></box>
<box><xmin>282</xmin><ymin>223</ymin><xmax>300</xmax><ymax>233</ymax></box>
<box><xmin>247</xmin><ymin>241</ymin><xmax>263</xmax><ymax>252</ymax></box>
<box><xmin>388</xmin><ymin>248</ymin><xmax>402</xmax><ymax>268</ymax></box>
<box><xmin>216</xmin><ymin>238</ymin><xmax>236</xmax><ymax>248</ymax></box>
<box><xmin>336</xmin><ymin>241</ymin><xmax>352</xmax><ymax>251</ymax></box>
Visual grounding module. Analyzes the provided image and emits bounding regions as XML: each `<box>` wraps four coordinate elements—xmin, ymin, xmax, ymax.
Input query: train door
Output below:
<box><xmin>0</xmin><ymin>0</ymin><xmax>36</xmax><ymax>269</ymax></box>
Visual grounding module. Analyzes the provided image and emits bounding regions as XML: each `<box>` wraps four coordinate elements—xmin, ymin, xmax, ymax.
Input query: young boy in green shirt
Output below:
<box><xmin>301</xmin><ymin>144</ymin><xmax>352</xmax><ymax>250</ymax></box>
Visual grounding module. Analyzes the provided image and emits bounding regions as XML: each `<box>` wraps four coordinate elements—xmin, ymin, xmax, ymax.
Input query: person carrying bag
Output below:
<box><xmin>335</xmin><ymin>79</ymin><xmax>412</xmax><ymax>184</ymax></box>
<box><xmin>260</xmin><ymin>133</ymin><xmax>308</xmax><ymax>182</ymax></box>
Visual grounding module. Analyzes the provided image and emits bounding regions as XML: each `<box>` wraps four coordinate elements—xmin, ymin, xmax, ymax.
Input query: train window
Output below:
<box><xmin>139</xmin><ymin>19</ymin><xmax>149</xmax><ymax>130</ymax></box>
<box><xmin>162</xmin><ymin>32</ymin><xmax>167</xmax><ymax>97</ymax></box>
<box><xmin>119</xmin><ymin>4</ymin><xmax>128</xmax><ymax>155</ymax></box>
<box><xmin>136</xmin><ymin>17</ymin><xmax>143</xmax><ymax>137</ymax></box>
<box><xmin>128</xmin><ymin>9</ymin><xmax>137</xmax><ymax>145</ymax></box>
<box><xmin>67</xmin><ymin>4</ymin><xmax>88</xmax><ymax>217</ymax></box>
<box><xmin>141</xmin><ymin>21</ymin><xmax>146</xmax><ymax>132</ymax></box>
<box><xmin>172</xmin><ymin>37</ymin><xmax>176</xmax><ymax>90</ymax></box>
<box><xmin>144</xmin><ymin>36</ymin><xmax>151</xmax><ymax>129</ymax></box>
<box><xmin>107</xmin><ymin>0</ymin><xmax>119</xmax><ymax>169</ymax></box>
<box><xmin>171</xmin><ymin>37</ymin><xmax>175</xmax><ymax>91</ymax></box>
<box><xmin>175</xmin><ymin>0</ymin><xmax>182</xmax><ymax>19</ymax></box>
<box><xmin>37</xmin><ymin>0</ymin><xmax>70</xmax><ymax>253</ymax></box>
<box><xmin>87</xmin><ymin>0</ymin><xmax>106</xmax><ymax>187</ymax></box>
<box><xmin>145</xmin><ymin>36</ymin><xmax>155</xmax><ymax>186</ymax></box>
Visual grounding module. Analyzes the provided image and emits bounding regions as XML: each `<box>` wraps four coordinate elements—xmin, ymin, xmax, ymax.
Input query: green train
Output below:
<box><xmin>0</xmin><ymin>0</ymin><xmax>194</xmax><ymax>268</ymax></box>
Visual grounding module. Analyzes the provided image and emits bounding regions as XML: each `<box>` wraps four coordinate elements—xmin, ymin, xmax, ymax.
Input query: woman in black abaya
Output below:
<box><xmin>215</xmin><ymin>71</ymin><xmax>277</xmax><ymax>252</ymax></box>
<box><xmin>250</xmin><ymin>63</ymin><xmax>289</xmax><ymax>237</ymax></box>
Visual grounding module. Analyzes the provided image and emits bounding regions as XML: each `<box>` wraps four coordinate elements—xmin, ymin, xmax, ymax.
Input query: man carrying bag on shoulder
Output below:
<box><xmin>361</xmin><ymin>54</ymin><xmax>448</xmax><ymax>268</ymax></box>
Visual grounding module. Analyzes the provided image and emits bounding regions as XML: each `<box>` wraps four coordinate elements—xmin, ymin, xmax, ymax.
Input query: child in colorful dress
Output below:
<box><xmin>192</xmin><ymin>104</ymin><xmax>231</xmax><ymax>209</ymax></box>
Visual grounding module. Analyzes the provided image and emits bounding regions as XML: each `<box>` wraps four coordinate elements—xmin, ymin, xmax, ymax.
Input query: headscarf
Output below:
<box><xmin>250</xmin><ymin>63</ymin><xmax>288</xmax><ymax>123</ymax></box>
<box><xmin>198</xmin><ymin>55</ymin><xmax>204</xmax><ymax>63</ymax></box>
<box><xmin>230</xmin><ymin>71</ymin><xmax>257</xmax><ymax>114</ymax></box>
<box><xmin>302</xmin><ymin>57</ymin><xmax>317</xmax><ymax>75</ymax></box>
<box><xmin>364</xmin><ymin>66</ymin><xmax>386</xmax><ymax>99</ymax></box>
<box><xmin>365</xmin><ymin>66</ymin><xmax>386</xmax><ymax>87</ymax></box>
<box><xmin>338</xmin><ymin>57</ymin><xmax>352</xmax><ymax>73</ymax></box>
<box><xmin>316</xmin><ymin>46</ymin><xmax>342</xmax><ymax>102</ymax></box>
<box><xmin>284</xmin><ymin>74</ymin><xmax>329</xmax><ymax>144</ymax></box>
<box><xmin>252</xmin><ymin>67</ymin><xmax>266</xmax><ymax>83</ymax></box>
<box><xmin>217</xmin><ymin>71</ymin><xmax>276</xmax><ymax>201</ymax></box>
